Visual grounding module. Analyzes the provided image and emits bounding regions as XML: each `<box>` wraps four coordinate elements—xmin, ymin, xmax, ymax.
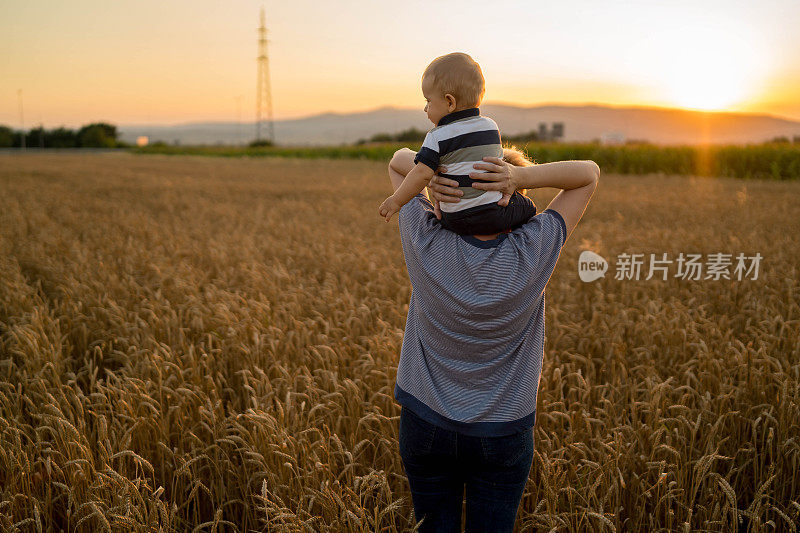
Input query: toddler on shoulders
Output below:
<box><xmin>379</xmin><ymin>52</ymin><xmax>536</xmax><ymax>235</ymax></box>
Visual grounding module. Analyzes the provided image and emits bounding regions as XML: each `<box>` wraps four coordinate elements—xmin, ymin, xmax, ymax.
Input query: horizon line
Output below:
<box><xmin>9</xmin><ymin>101</ymin><xmax>797</xmax><ymax>130</ymax></box>
<box><xmin>116</xmin><ymin>102</ymin><xmax>800</xmax><ymax>128</ymax></box>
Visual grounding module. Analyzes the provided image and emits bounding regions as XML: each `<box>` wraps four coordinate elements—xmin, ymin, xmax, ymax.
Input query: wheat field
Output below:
<box><xmin>0</xmin><ymin>152</ymin><xmax>798</xmax><ymax>532</ymax></box>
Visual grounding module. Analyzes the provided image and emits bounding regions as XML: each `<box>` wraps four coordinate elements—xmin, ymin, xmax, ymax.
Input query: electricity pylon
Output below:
<box><xmin>255</xmin><ymin>7</ymin><xmax>275</xmax><ymax>144</ymax></box>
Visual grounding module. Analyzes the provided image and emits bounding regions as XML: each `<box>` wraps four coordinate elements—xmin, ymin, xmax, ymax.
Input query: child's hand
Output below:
<box><xmin>379</xmin><ymin>195</ymin><xmax>402</xmax><ymax>222</ymax></box>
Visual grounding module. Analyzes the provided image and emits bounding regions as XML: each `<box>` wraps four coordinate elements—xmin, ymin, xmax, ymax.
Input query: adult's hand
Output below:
<box><xmin>469</xmin><ymin>156</ymin><xmax>521</xmax><ymax>207</ymax></box>
<box><xmin>427</xmin><ymin>166</ymin><xmax>462</xmax><ymax>220</ymax></box>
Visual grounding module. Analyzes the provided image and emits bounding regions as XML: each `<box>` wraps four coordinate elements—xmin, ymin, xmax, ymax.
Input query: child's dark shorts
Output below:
<box><xmin>439</xmin><ymin>191</ymin><xmax>537</xmax><ymax>236</ymax></box>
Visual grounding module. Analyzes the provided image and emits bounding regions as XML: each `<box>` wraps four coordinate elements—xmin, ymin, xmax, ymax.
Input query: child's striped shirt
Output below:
<box><xmin>413</xmin><ymin>107</ymin><xmax>504</xmax><ymax>213</ymax></box>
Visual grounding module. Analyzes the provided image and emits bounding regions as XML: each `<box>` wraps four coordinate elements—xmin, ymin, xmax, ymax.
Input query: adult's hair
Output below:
<box><xmin>502</xmin><ymin>145</ymin><xmax>534</xmax><ymax>195</ymax></box>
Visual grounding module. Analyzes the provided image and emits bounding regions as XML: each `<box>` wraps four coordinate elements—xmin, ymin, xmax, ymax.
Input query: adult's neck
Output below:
<box><xmin>471</xmin><ymin>228</ymin><xmax>511</xmax><ymax>241</ymax></box>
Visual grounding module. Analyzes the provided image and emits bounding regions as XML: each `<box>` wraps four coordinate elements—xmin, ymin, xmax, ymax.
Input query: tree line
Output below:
<box><xmin>356</xmin><ymin>127</ymin><xmax>800</xmax><ymax>147</ymax></box>
<box><xmin>356</xmin><ymin>127</ymin><xmax>547</xmax><ymax>145</ymax></box>
<box><xmin>0</xmin><ymin>122</ymin><xmax>125</xmax><ymax>148</ymax></box>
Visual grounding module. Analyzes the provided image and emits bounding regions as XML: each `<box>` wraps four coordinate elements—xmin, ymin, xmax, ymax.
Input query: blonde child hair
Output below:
<box><xmin>422</xmin><ymin>52</ymin><xmax>485</xmax><ymax>109</ymax></box>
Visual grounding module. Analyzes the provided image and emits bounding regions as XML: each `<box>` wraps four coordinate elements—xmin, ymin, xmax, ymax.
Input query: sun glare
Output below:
<box><xmin>627</xmin><ymin>23</ymin><xmax>766</xmax><ymax>112</ymax></box>
<box><xmin>664</xmin><ymin>43</ymin><xmax>748</xmax><ymax>111</ymax></box>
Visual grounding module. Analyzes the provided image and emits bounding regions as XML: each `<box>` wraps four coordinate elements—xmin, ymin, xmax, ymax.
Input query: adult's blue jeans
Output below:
<box><xmin>398</xmin><ymin>405</ymin><xmax>535</xmax><ymax>532</ymax></box>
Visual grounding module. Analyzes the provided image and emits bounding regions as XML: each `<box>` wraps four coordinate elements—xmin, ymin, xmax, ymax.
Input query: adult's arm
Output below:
<box><xmin>430</xmin><ymin>158</ymin><xmax>599</xmax><ymax>242</ymax></box>
<box><xmin>508</xmin><ymin>160</ymin><xmax>599</xmax><ymax>241</ymax></box>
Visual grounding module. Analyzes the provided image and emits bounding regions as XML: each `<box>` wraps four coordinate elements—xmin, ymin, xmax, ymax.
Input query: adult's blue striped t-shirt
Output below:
<box><xmin>393</xmin><ymin>192</ymin><xmax>567</xmax><ymax>437</ymax></box>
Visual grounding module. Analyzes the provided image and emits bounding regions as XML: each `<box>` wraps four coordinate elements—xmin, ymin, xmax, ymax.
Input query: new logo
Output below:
<box><xmin>578</xmin><ymin>250</ymin><xmax>608</xmax><ymax>282</ymax></box>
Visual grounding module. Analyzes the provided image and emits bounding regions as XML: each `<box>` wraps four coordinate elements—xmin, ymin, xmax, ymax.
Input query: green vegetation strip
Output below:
<box><xmin>130</xmin><ymin>141</ymin><xmax>800</xmax><ymax>180</ymax></box>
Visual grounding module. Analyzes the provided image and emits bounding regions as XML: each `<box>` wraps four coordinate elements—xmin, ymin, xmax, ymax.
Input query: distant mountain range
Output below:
<box><xmin>118</xmin><ymin>103</ymin><xmax>800</xmax><ymax>146</ymax></box>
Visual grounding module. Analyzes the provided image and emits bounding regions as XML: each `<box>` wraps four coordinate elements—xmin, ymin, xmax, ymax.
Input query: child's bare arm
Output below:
<box><xmin>379</xmin><ymin>162</ymin><xmax>435</xmax><ymax>221</ymax></box>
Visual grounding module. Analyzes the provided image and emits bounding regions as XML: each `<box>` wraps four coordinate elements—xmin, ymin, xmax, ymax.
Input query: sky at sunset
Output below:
<box><xmin>2</xmin><ymin>0</ymin><xmax>800</xmax><ymax>129</ymax></box>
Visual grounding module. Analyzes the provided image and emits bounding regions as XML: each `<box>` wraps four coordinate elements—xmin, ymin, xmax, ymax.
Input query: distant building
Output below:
<box><xmin>136</xmin><ymin>136</ymin><xmax>149</xmax><ymax>147</ymax></box>
<box><xmin>537</xmin><ymin>122</ymin><xmax>565</xmax><ymax>142</ymax></box>
<box><xmin>538</xmin><ymin>122</ymin><xmax>548</xmax><ymax>140</ymax></box>
<box><xmin>601</xmin><ymin>131</ymin><xmax>626</xmax><ymax>145</ymax></box>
